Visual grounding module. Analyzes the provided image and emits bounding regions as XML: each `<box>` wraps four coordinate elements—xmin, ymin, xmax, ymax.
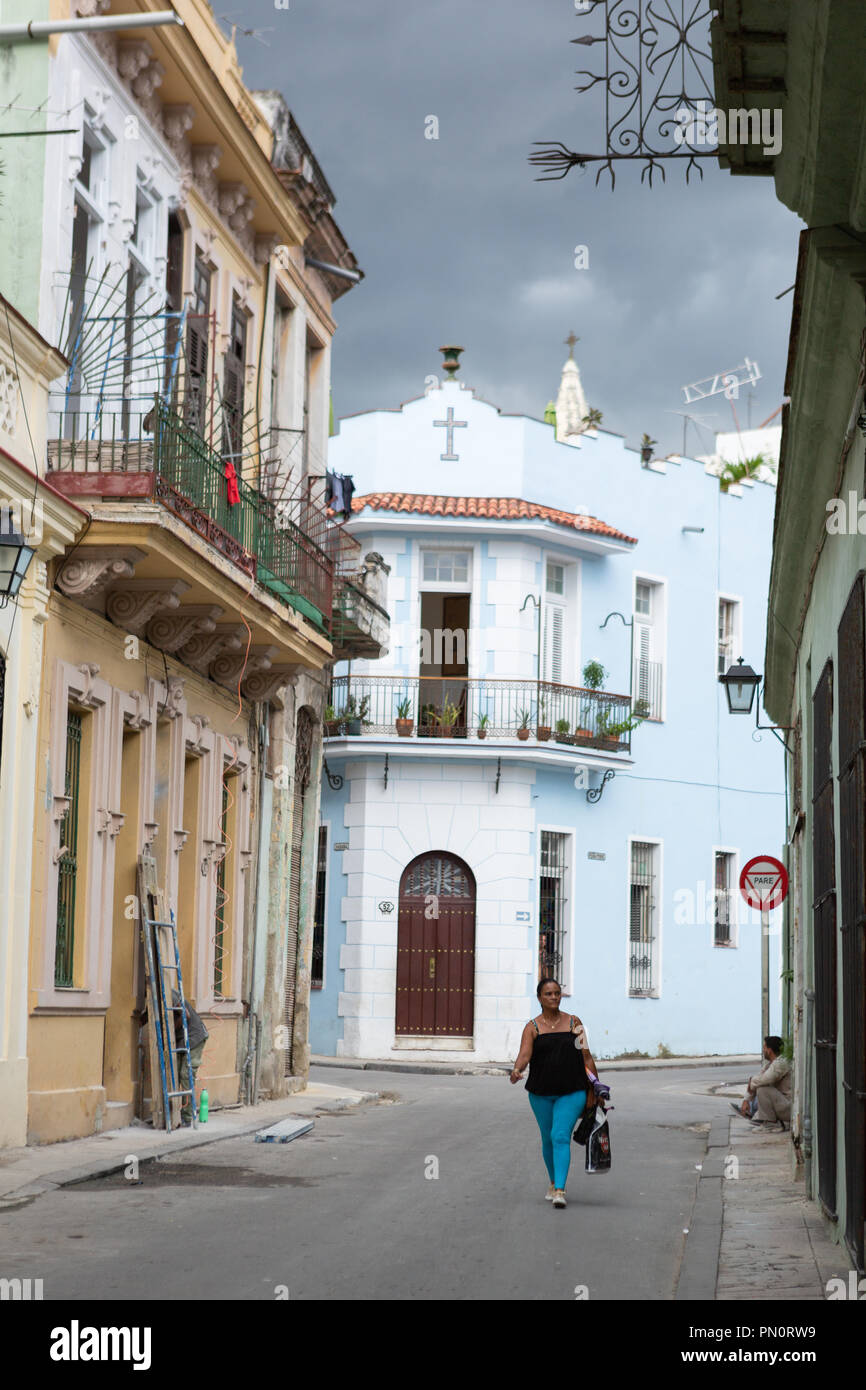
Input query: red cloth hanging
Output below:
<box><xmin>224</xmin><ymin>459</ymin><xmax>240</xmax><ymax>506</ymax></box>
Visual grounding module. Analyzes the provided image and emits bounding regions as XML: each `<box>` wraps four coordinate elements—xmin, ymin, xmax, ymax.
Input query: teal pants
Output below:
<box><xmin>529</xmin><ymin>1090</ymin><xmax>587</xmax><ymax>1189</ymax></box>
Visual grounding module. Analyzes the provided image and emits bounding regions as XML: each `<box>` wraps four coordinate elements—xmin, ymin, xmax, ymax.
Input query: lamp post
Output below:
<box><xmin>0</xmin><ymin>516</ymin><xmax>35</xmax><ymax>608</ymax></box>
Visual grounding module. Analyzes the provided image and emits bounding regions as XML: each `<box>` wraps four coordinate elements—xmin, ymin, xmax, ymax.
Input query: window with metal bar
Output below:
<box><xmin>213</xmin><ymin>779</ymin><xmax>229</xmax><ymax>998</ymax></box>
<box><xmin>629</xmin><ymin>840</ymin><xmax>658</xmax><ymax>996</ymax></box>
<box><xmin>714</xmin><ymin>852</ymin><xmax>735</xmax><ymax>946</ymax></box>
<box><xmin>718</xmin><ymin>598</ymin><xmax>739</xmax><ymax>678</ymax></box>
<box><xmin>55</xmin><ymin>710</ymin><xmax>83</xmax><ymax>987</ymax></box>
<box><xmin>311</xmin><ymin>825</ymin><xmax>328</xmax><ymax>989</ymax></box>
<box><xmin>539</xmin><ymin>831</ymin><xmax>569</xmax><ymax>981</ymax></box>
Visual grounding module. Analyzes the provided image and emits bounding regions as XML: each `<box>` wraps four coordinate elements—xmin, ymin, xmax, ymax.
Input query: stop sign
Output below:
<box><xmin>739</xmin><ymin>855</ymin><xmax>788</xmax><ymax>912</ymax></box>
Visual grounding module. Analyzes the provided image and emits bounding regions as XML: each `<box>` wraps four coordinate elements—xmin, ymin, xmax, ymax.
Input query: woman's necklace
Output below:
<box><xmin>542</xmin><ymin>1011</ymin><xmax>561</xmax><ymax>1030</ymax></box>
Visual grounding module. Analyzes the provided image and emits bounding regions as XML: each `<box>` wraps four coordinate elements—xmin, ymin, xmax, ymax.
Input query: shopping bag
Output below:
<box><xmin>573</xmin><ymin>1105</ymin><xmax>596</xmax><ymax>1145</ymax></box>
<box><xmin>585</xmin><ymin>1114</ymin><xmax>612</xmax><ymax>1174</ymax></box>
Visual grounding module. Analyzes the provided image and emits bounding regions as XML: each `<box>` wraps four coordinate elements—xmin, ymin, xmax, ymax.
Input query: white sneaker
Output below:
<box><xmin>552</xmin><ymin>1190</ymin><xmax>567</xmax><ymax>1208</ymax></box>
<box><xmin>545</xmin><ymin>1183</ymin><xmax>556</xmax><ymax>1201</ymax></box>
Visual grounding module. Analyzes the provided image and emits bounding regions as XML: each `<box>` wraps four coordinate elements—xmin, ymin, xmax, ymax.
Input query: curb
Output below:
<box><xmin>675</xmin><ymin>1114</ymin><xmax>731</xmax><ymax>1301</ymax></box>
<box><xmin>310</xmin><ymin>1055</ymin><xmax>759</xmax><ymax>1077</ymax></box>
<box><xmin>0</xmin><ymin>1091</ymin><xmax>380</xmax><ymax>1208</ymax></box>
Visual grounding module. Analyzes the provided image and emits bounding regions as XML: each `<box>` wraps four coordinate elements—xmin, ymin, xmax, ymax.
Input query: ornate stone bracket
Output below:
<box><xmin>125</xmin><ymin>690</ymin><xmax>153</xmax><ymax>732</ymax></box>
<box><xmin>210</xmin><ymin>645</ymin><xmax>278</xmax><ymax>690</ymax></box>
<box><xmin>97</xmin><ymin>808</ymin><xmax>126</xmax><ymax>838</ymax></box>
<box><xmin>143</xmin><ymin>821</ymin><xmax>159</xmax><ymax>850</ymax></box>
<box><xmin>107</xmin><ymin>578</ymin><xmax>190</xmax><ymax>636</ymax></box>
<box><xmin>57</xmin><ymin>547</ymin><xmax>147</xmax><ymax>602</ymax></box>
<box><xmin>254</xmin><ymin>233</ymin><xmax>279</xmax><ymax>265</ymax></box>
<box><xmin>173</xmin><ymin>829</ymin><xmax>190</xmax><ymax>856</ymax></box>
<box><xmin>241</xmin><ymin>664</ymin><xmax>304</xmax><ymax>707</ymax></box>
<box><xmin>53</xmin><ymin>794</ymin><xmax>71</xmax><ymax>825</ymax></box>
<box><xmin>76</xmin><ymin>663</ymin><xmax>102</xmax><ymax>709</ymax></box>
<box><xmin>239</xmin><ymin>849</ymin><xmax>253</xmax><ymax>874</ymax></box>
<box><xmin>146</xmin><ymin>604</ymin><xmax>223</xmax><ymax>655</ymax></box>
<box><xmin>188</xmin><ymin>714</ymin><xmax>211</xmax><ymax>756</ymax></box>
<box><xmin>177</xmin><ymin>623</ymin><xmax>245</xmax><ymax>675</ymax></box>
<box><xmin>117</xmin><ymin>40</ymin><xmax>151</xmax><ymax>84</ymax></box>
<box><xmin>218</xmin><ymin>181</ymin><xmax>248</xmax><ymax>218</ymax></box>
<box><xmin>162</xmin><ymin>103</ymin><xmax>195</xmax><ymax>147</ymax></box>
<box><xmin>132</xmin><ymin>60</ymin><xmax>164</xmax><ymax>103</ymax></box>
<box><xmin>201</xmin><ymin>838</ymin><xmax>225</xmax><ymax>876</ymax></box>
<box><xmin>163</xmin><ymin>675</ymin><xmax>186</xmax><ymax>721</ymax></box>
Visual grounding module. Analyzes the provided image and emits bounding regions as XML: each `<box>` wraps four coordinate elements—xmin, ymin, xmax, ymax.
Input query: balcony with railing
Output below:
<box><xmin>326</xmin><ymin>675</ymin><xmax>635</xmax><ymax>754</ymax></box>
<box><xmin>47</xmin><ymin>400</ymin><xmax>337</xmax><ymax>628</ymax></box>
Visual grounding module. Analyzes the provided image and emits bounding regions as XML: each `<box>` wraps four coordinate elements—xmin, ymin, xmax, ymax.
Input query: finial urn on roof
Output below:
<box><xmin>439</xmin><ymin>345</ymin><xmax>464</xmax><ymax>380</ymax></box>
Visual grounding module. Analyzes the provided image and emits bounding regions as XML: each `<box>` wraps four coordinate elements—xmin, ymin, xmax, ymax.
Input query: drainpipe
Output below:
<box><xmin>0</xmin><ymin>11</ymin><xmax>184</xmax><ymax>40</ymax></box>
<box><xmin>304</xmin><ymin>256</ymin><xmax>364</xmax><ymax>285</ymax></box>
<box><xmin>244</xmin><ymin>704</ymin><xmax>270</xmax><ymax>1105</ymax></box>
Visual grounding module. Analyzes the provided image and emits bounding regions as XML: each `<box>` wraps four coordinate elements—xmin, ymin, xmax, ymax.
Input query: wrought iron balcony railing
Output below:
<box><xmin>47</xmin><ymin>400</ymin><xmax>338</xmax><ymax>627</ymax></box>
<box><xmin>633</xmin><ymin>658</ymin><xmax>664</xmax><ymax>720</ymax></box>
<box><xmin>327</xmin><ymin>675</ymin><xmax>634</xmax><ymax>752</ymax></box>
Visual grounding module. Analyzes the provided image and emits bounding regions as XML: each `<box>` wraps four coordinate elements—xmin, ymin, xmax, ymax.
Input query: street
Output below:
<box><xmin>0</xmin><ymin>1064</ymin><xmax>742</xmax><ymax>1301</ymax></box>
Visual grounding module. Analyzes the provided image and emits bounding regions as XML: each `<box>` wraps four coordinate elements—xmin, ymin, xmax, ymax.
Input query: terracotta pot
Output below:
<box><xmin>599</xmin><ymin>736</ymin><xmax>621</xmax><ymax>751</ymax></box>
<box><xmin>324</xmin><ymin>721</ymin><xmax>341</xmax><ymax>738</ymax></box>
<box><xmin>517</xmin><ymin>728</ymin><xmax>530</xmax><ymax>741</ymax></box>
<box><xmin>395</xmin><ymin>719</ymin><xmax>414</xmax><ymax>737</ymax></box>
<box><xmin>477</xmin><ymin>729</ymin><xmax>487</xmax><ymax>739</ymax></box>
<box><xmin>555</xmin><ymin>732</ymin><xmax>571</xmax><ymax>744</ymax></box>
<box><xmin>573</xmin><ymin>729</ymin><xmax>593</xmax><ymax>744</ymax></box>
<box><xmin>536</xmin><ymin>727</ymin><xmax>551</xmax><ymax>741</ymax></box>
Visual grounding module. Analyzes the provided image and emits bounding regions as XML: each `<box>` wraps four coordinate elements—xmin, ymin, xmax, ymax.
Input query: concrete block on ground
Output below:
<box><xmin>255</xmin><ymin>1117</ymin><xmax>315</xmax><ymax>1143</ymax></box>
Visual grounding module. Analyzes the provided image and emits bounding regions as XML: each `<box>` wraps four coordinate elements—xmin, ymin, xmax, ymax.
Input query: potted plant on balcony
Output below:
<box><xmin>323</xmin><ymin>704</ymin><xmax>341</xmax><ymax>738</ymax></box>
<box><xmin>436</xmin><ymin>698</ymin><xmax>461</xmax><ymax>737</ymax></box>
<box><xmin>395</xmin><ymin>697</ymin><xmax>414</xmax><ymax>738</ymax></box>
<box><xmin>640</xmin><ymin>433</ymin><xmax>657</xmax><ymax>465</ymax></box>
<box><xmin>516</xmin><ymin>708</ymin><xmax>532</xmax><ymax>741</ymax></box>
<box><xmin>342</xmin><ymin>694</ymin><xmax>370</xmax><ymax>736</ymax></box>
<box><xmin>582</xmin><ymin>659</ymin><xmax>607</xmax><ymax>691</ymax></box>
<box><xmin>536</xmin><ymin>695</ymin><xmax>551</xmax><ymax>741</ymax></box>
<box><xmin>555</xmin><ymin>718</ymin><xmax>572</xmax><ymax>745</ymax></box>
<box><xmin>477</xmin><ymin>712</ymin><xmax>490</xmax><ymax>740</ymax></box>
<box><xmin>573</xmin><ymin>724</ymin><xmax>594</xmax><ymax>745</ymax></box>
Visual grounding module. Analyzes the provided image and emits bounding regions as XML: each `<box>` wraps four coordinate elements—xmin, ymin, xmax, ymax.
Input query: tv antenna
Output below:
<box><xmin>681</xmin><ymin>358</ymin><xmax>761</xmax><ymax>405</ymax></box>
<box><xmin>217</xmin><ymin>13</ymin><xmax>274</xmax><ymax>48</ymax></box>
<box><xmin>665</xmin><ymin>408</ymin><xmax>718</xmax><ymax>458</ymax></box>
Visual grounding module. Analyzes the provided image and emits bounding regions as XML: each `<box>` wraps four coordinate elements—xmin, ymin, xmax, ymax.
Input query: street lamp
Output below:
<box><xmin>719</xmin><ymin>657</ymin><xmax>762</xmax><ymax>715</ymax></box>
<box><xmin>0</xmin><ymin>516</ymin><xmax>35</xmax><ymax>608</ymax></box>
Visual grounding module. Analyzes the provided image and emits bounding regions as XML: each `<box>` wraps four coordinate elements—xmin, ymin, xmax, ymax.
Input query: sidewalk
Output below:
<box><xmin>677</xmin><ymin>1090</ymin><xmax>849</xmax><ymax>1301</ymax></box>
<box><xmin>0</xmin><ymin>1081</ymin><xmax>379</xmax><ymax>1210</ymax></box>
<box><xmin>310</xmin><ymin>1052</ymin><xmax>760</xmax><ymax>1077</ymax></box>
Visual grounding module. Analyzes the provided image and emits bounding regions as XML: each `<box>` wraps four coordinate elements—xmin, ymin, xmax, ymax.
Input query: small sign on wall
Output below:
<box><xmin>377</xmin><ymin>900</ymin><xmax>396</xmax><ymax>918</ymax></box>
<box><xmin>587</xmin><ymin>851</ymin><xmax>606</xmax><ymax>861</ymax></box>
<box><xmin>516</xmin><ymin>910</ymin><xmax>530</xmax><ymax>922</ymax></box>
<box><xmin>334</xmin><ymin>841</ymin><xmax>349</xmax><ymax>851</ymax></box>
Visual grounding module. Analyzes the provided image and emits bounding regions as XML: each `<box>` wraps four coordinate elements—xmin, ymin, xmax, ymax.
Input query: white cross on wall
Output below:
<box><xmin>433</xmin><ymin>406</ymin><xmax>467</xmax><ymax>461</ymax></box>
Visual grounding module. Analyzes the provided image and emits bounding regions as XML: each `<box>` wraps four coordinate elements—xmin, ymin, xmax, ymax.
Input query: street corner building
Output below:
<box><xmin>309</xmin><ymin>345</ymin><xmax>786</xmax><ymax>1067</ymax></box>
<box><xmin>0</xmin><ymin>0</ymin><xmax>387</xmax><ymax>1145</ymax></box>
<box><xmin>712</xmin><ymin>0</ymin><xmax>866</xmax><ymax>1270</ymax></box>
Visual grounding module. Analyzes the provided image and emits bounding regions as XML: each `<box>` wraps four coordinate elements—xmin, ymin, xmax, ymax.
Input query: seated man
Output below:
<box><xmin>141</xmin><ymin>989</ymin><xmax>209</xmax><ymax>1126</ymax></box>
<box><xmin>732</xmin><ymin>1036</ymin><xmax>791</xmax><ymax>1128</ymax></box>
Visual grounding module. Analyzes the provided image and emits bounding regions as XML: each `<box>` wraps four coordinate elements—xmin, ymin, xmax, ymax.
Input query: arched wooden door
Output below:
<box><xmin>396</xmin><ymin>852</ymin><xmax>476</xmax><ymax>1037</ymax></box>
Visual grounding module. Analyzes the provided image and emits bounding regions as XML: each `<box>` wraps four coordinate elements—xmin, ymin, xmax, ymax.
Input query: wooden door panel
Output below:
<box><xmin>397</xmin><ymin>853</ymin><xmax>476</xmax><ymax>1037</ymax></box>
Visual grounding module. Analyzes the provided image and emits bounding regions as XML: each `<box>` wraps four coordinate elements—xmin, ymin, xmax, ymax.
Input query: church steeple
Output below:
<box><xmin>555</xmin><ymin>331</ymin><xmax>590</xmax><ymax>445</ymax></box>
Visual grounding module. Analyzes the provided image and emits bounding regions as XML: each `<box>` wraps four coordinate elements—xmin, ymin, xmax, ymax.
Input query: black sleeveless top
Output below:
<box><xmin>525</xmin><ymin>1016</ymin><xmax>589</xmax><ymax>1096</ymax></box>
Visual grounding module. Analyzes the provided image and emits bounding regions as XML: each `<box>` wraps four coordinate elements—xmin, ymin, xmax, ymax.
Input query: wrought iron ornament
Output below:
<box><xmin>530</xmin><ymin>0</ymin><xmax>716</xmax><ymax>188</ymax></box>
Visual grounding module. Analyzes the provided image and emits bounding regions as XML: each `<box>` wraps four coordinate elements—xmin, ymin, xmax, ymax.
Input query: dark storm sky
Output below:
<box><xmin>231</xmin><ymin>0</ymin><xmax>802</xmax><ymax>458</ymax></box>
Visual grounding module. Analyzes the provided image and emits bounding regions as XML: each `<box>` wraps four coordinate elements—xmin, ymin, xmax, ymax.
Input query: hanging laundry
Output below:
<box><xmin>341</xmin><ymin>474</ymin><xmax>355</xmax><ymax>515</ymax></box>
<box><xmin>225</xmin><ymin>459</ymin><xmax>241</xmax><ymax>506</ymax></box>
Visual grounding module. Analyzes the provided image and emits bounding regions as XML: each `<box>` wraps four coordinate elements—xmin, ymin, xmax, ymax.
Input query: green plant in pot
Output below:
<box><xmin>555</xmin><ymin>717</ymin><xmax>572</xmax><ymax>745</ymax></box>
<box><xmin>395</xmin><ymin>696</ymin><xmax>414</xmax><ymax>737</ymax></box>
<box><xmin>436</xmin><ymin>698</ymin><xmax>461</xmax><ymax>736</ymax></box>
<box><xmin>582</xmin><ymin>660</ymin><xmax>607</xmax><ymax>691</ymax></box>
<box><xmin>342</xmin><ymin>694</ymin><xmax>370</xmax><ymax>736</ymax></box>
<box><xmin>477</xmin><ymin>712</ymin><xmax>490</xmax><ymax>740</ymax></box>
<box><xmin>640</xmin><ymin>433</ymin><xmax>657</xmax><ymax>465</ymax></box>
<box><xmin>536</xmin><ymin>694</ymin><xmax>551</xmax><ymax>740</ymax></box>
<box><xmin>516</xmin><ymin>707</ymin><xmax>532</xmax><ymax>741</ymax></box>
<box><xmin>323</xmin><ymin>703</ymin><xmax>341</xmax><ymax>737</ymax></box>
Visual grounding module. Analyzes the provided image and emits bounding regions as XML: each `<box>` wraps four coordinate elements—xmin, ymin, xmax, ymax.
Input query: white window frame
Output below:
<box><xmin>543</xmin><ymin>552</ymin><xmax>580</xmax><ymax>687</ymax></box>
<box><xmin>711</xmin><ymin>846</ymin><xmax>739</xmax><ymax>948</ymax></box>
<box><xmin>537</xmin><ymin>824</ymin><xmax>575</xmax><ymax>997</ymax></box>
<box><xmin>414</xmin><ymin>541</ymin><xmax>479</xmax><ymax>677</ymax></box>
<box><xmin>716</xmin><ymin>593</ymin><xmax>742</xmax><ymax>682</ymax></box>
<box><xmin>626</xmin><ymin>835</ymin><xmax>663</xmax><ymax>999</ymax></box>
<box><xmin>419</xmin><ymin>547</ymin><xmax>473</xmax><ymax>589</ymax></box>
<box><xmin>632</xmin><ymin>572</ymin><xmax>667</xmax><ymax>721</ymax></box>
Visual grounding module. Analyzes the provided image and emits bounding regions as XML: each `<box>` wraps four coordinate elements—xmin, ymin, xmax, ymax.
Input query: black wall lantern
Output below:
<box><xmin>720</xmin><ymin>657</ymin><xmax>761</xmax><ymax>715</ymax></box>
<box><xmin>0</xmin><ymin>512</ymin><xmax>35</xmax><ymax>609</ymax></box>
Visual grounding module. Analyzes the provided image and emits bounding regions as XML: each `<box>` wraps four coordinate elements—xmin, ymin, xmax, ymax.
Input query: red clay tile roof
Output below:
<box><xmin>350</xmin><ymin>493</ymin><xmax>637</xmax><ymax>544</ymax></box>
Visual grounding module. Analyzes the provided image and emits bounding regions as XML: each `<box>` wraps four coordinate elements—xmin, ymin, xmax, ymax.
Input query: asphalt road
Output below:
<box><xmin>0</xmin><ymin>1064</ymin><xmax>744</xmax><ymax>1301</ymax></box>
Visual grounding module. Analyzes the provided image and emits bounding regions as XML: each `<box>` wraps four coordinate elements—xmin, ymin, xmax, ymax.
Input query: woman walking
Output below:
<box><xmin>510</xmin><ymin>977</ymin><xmax>601</xmax><ymax>1208</ymax></box>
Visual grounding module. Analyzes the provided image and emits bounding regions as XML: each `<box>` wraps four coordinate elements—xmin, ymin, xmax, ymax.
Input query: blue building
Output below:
<box><xmin>310</xmin><ymin>348</ymin><xmax>784</xmax><ymax>1063</ymax></box>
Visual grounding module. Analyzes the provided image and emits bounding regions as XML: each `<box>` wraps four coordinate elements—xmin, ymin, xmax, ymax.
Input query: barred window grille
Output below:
<box><xmin>311</xmin><ymin>825</ymin><xmax>328</xmax><ymax>989</ymax></box>
<box><xmin>54</xmin><ymin>709</ymin><xmax>82</xmax><ymax>988</ymax></box>
<box><xmin>714</xmin><ymin>852</ymin><xmax>734</xmax><ymax>946</ymax></box>
<box><xmin>539</xmin><ymin>831</ymin><xmax>568</xmax><ymax>980</ymax></box>
<box><xmin>629</xmin><ymin>840</ymin><xmax>657</xmax><ymax>996</ymax></box>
